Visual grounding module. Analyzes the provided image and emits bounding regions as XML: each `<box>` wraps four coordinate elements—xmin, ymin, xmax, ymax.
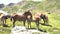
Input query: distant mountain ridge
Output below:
<box><xmin>0</xmin><ymin>0</ymin><xmax>60</xmax><ymax>13</ymax></box>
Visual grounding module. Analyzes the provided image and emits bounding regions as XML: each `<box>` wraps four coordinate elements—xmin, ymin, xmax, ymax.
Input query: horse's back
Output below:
<box><xmin>0</xmin><ymin>14</ymin><xmax>5</xmax><ymax>18</ymax></box>
<box><xmin>12</xmin><ymin>13</ymin><xmax>23</xmax><ymax>17</ymax></box>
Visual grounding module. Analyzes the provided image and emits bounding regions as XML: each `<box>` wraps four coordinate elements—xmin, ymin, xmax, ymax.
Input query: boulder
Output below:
<box><xmin>11</xmin><ymin>26</ymin><xmax>47</xmax><ymax>34</ymax></box>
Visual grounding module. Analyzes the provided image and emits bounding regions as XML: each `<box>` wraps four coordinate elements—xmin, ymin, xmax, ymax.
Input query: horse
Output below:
<box><xmin>27</xmin><ymin>12</ymin><xmax>41</xmax><ymax>30</ymax></box>
<box><xmin>35</xmin><ymin>12</ymin><xmax>48</xmax><ymax>24</ymax></box>
<box><xmin>0</xmin><ymin>13</ymin><xmax>12</xmax><ymax>27</ymax></box>
<box><xmin>10</xmin><ymin>10</ymin><xmax>32</xmax><ymax>27</ymax></box>
<box><xmin>40</xmin><ymin>14</ymin><xmax>48</xmax><ymax>24</ymax></box>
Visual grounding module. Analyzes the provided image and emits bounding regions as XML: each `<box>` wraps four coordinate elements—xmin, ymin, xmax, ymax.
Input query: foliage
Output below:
<box><xmin>0</xmin><ymin>12</ymin><xmax>60</xmax><ymax>34</ymax></box>
<box><xmin>12</xmin><ymin>4</ymin><xmax>20</xmax><ymax>12</ymax></box>
<box><xmin>1</xmin><ymin>0</ymin><xmax>60</xmax><ymax>34</ymax></box>
<box><xmin>3</xmin><ymin>6</ymin><xmax>11</xmax><ymax>13</ymax></box>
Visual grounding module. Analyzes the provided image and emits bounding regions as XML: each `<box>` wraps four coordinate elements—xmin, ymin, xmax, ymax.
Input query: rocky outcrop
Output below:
<box><xmin>0</xmin><ymin>4</ymin><xmax>5</xmax><ymax>9</ymax></box>
<box><xmin>7</xmin><ymin>3</ymin><xmax>15</xmax><ymax>8</ymax></box>
<box><xmin>11</xmin><ymin>26</ymin><xmax>47</xmax><ymax>34</ymax></box>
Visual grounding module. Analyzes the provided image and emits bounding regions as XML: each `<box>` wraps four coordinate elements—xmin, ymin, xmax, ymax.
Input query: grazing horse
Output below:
<box><xmin>35</xmin><ymin>12</ymin><xmax>48</xmax><ymax>24</ymax></box>
<box><xmin>27</xmin><ymin>12</ymin><xmax>41</xmax><ymax>29</ymax></box>
<box><xmin>40</xmin><ymin>14</ymin><xmax>48</xmax><ymax>24</ymax></box>
<box><xmin>0</xmin><ymin>13</ymin><xmax>12</xmax><ymax>27</ymax></box>
<box><xmin>10</xmin><ymin>10</ymin><xmax>32</xmax><ymax>27</ymax></box>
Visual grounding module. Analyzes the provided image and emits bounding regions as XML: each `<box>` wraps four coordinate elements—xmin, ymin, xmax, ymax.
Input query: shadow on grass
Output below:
<box><xmin>27</xmin><ymin>28</ymin><xmax>47</xmax><ymax>33</ymax></box>
<box><xmin>2</xmin><ymin>24</ymin><xmax>10</xmax><ymax>27</ymax></box>
<box><xmin>40</xmin><ymin>23</ymin><xmax>52</xmax><ymax>27</ymax></box>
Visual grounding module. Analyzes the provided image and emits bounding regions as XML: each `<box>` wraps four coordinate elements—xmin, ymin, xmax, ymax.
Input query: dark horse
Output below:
<box><xmin>40</xmin><ymin>14</ymin><xmax>48</xmax><ymax>24</ymax></box>
<box><xmin>10</xmin><ymin>10</ymin><xmax>32</xmax><ymax>27</ymax></box>
<box><xmin>0</xmin><ymin>13</ymin><xmax>12</xmax><ymax>27</ymax></box>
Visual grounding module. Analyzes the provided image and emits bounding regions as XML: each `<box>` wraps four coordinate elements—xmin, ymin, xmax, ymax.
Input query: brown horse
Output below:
<box><xmin>0</xmin><ymin>13</ymin><xmax>12</xmax><ymax>27</ymax></box>
<box><xmin>10</xmin><ymin>10</ymin><xmax>32</xmax><ymax>27</ymax></box>
<box><xmin>35</xmin><ymin>12</ymin><xmax>48</xmax><ymax>24</ymax></box>
<box><xmin>27</xmin><ymin>12</ymin><xmax>48</xmax><ymax>29</ymax></box>
<box><xmin>27</xmin><ymin>13</ymin><xmax>41</xmax><ymax>29</ymax></box>
<box><xmin>40</xmin><ymin>14</ymin><xmax>48</xmax><ymax>24</ymax></box>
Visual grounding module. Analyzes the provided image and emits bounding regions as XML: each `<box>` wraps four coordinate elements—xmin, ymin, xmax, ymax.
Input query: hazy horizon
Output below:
<box><xmin>0</xmin><ymin>0</ymin><xmax>42</xmax><ymax>5</ymax></box>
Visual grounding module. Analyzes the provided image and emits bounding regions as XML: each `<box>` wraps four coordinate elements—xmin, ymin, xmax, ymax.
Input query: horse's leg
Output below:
<box><xmin>1</xmin><ymin>18</ymin><xmax>4</xmax><ymax>25</ymax></box>
<box><xmin>2</xmin><ymin>20</ymin><xmax>4</xmax><ymax>26</ymax></box>
<box><xmin>13</xmin><ymin>20</ymin><xmax>16</xmax><ymax>27</ymax></box>
<box><xmin>27</xmin><ymin>20</ymin><xmax>31</xmax><ymax>29</ymax></box>
<box><xmin>4</xmin><ymin>19</ymin><xmax>6</xmax><ymax>24</ymax></box>
<box><xmin>27</xmin><ymin>20</ymin><xmax>30</xmax><ymax>29</ymax></box>
<box><xmin>30</xmin><ymin>21</ymin><xmax>31</xmax><ymax>28</ymax></box>
<box><xmin>36</xmin><ymin>21</ymin><xmax>38</xmax><ymax>30</ymax></box>
<box><xmin>38</xmin><ymin>20</ymin><xmax>39</xmax><ymax>30</ymax></box>
<box><xmin>43</xmin><ymin>19</ymin><xmax>46</xmax><ymax>24</ymax></box>
<box><xmin>23</xmin><ymin>21</ymin><xmax>25</xmax><ymax>26</ymax></box>
<box><xmin>36</xmin><ymin>20</ymin><xmax>39</xmax><ymax>30</ymax></box>
<box><xmin>28</xmin><ymin>21</ymin><xmax>29</xmax><ymax>29</ymax></box>
<box><xmin>46</xmin><ymin>18</ymin><xmax>49</xmax><ymax>24</ymax></box>
<box><xmin>43</xmin><ymin>18</ymin><xmax>48</xmax><ymax>25</ymax></box>
<box><xmin>1</xmin><ymin>18</ymin><xmax>4</xmax><ymax>26</ymax></box>
<box><xmin>29</xmin><ymin>20</ymin><xmax>31</xmax><ymax>28</ymax></box>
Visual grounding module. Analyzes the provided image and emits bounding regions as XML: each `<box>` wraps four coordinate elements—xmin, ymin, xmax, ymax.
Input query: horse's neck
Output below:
<box><xmin>33</xmin><ymin>14</ymin><xmax>40</xmax><ymax>20</ymax></box>
<box><xmin>0</xmin><ymin>14</ymin><xmax>5</xmax><ymax>18</ymax></box>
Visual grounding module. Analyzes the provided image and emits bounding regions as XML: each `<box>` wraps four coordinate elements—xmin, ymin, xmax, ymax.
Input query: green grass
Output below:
<box><xmin>0</xmin><ymin>12</ymin><xmax>60</xmax><ymax>34</ymax></box>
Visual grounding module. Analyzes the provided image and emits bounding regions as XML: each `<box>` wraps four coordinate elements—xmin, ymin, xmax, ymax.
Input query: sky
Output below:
<box><xmin>0</xmin><ymin>0</ymin><xmax>42</xmax><ymax>5</ymax></box>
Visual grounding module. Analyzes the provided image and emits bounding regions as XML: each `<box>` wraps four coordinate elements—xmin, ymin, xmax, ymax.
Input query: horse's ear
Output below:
<box><xmin>28</xmin><ymin>10</ymin><xmax>31</xmax><ymax>11</ymax></box>
<box><xmin>28</xmin><ymin>10</ymin><xmax>30</xmax><ymax>11</ymax></box>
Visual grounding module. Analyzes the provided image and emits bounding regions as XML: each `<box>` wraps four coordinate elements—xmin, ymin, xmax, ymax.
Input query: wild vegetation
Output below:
<box><xmin>0</xmin><ymin>0</ymin><xmax>60</xmax><ymax>34</ymax></box>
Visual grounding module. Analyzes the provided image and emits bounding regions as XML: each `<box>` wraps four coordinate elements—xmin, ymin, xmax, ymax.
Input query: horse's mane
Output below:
<box><xmin>23</xmin><ymin>10</ymin><xmax>32</xmax><ymax>20</ymax></box>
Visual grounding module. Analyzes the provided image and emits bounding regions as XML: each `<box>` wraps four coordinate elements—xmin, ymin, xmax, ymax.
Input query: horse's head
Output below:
<box><xmin>40</xmin><ymin>14</ymin><xmax>44</xmax><ymax>19</ymax></box>
<box><xmin>0</xmin><ymin>13</ymin><xmax>3</xmax><ymax>15</ymax></box>
<box><xmin>40</xmin><ymin>14</ymin><xmax>48</xmax><ymax>19</ymax></box>
<box><xmin>23</xmin><ymin>10</ymin><xmax>32</xmax><ymax>19</ymax></box>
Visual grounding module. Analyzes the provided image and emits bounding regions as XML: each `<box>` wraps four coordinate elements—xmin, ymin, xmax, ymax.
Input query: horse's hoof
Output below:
<box><xmin>3</xmin><ymin>24</ymin><xmax>9</xmax><ymax>27</ymax></box>
<box><xmin>13</xmin><ymin>26</ymin><xmax>15</xmax><ymax>27</ymax></box>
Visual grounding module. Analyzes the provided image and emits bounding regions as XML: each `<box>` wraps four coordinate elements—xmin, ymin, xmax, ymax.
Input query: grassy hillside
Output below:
<box><xmin>0</xmin><ymin>0</ymin><xmax>60</xmax><ymax>34</ymax></box>
<box><xmin>2</xmin><ymin>0</ymin><xmax>60</xmax><ymax>13</ymax></box>
<box><xmin>0</xmin><ymin>12</ymin><xmax>60</xmax><ymax>34</ymax></box>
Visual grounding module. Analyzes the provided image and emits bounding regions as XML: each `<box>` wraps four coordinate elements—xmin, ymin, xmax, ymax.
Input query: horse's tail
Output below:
<box><xmin>10</xmin><ymin>16</ymin><xmax>13</xmax><ymax>22</ymax></box>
